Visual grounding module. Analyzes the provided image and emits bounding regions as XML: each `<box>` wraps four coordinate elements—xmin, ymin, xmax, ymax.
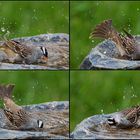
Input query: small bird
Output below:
<box><xmin>90</xmin><ymin>19</ymin><xmax>140</xmax><ymax>60</ymax></box>
<box><xmin>107</xmin><ymin>106</ymin><xmax>140</xmax><ymax>128</ymax></box>
<box><xmin>0</xmin><ymin>84</ymin><xmax>43</xmax><ymax>131</ymax></box>
<box><xmin>1</xmin><ymin>39</ymin><xmax>48</xmax><ymax>64</ymax></box>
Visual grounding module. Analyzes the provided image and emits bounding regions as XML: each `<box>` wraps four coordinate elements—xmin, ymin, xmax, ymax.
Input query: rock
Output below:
<box><xmin>71</xmin><ymin>110</ymin><xmax>140</xmax><ymax>139</ymax></box>
<box><xmin>0</xmin><ymin>33</ymin><xmax>69</xmax><ymax>70</ymax></box>
<box><xmin>0</xmin><ymin>101</ymin><xmax>69</xmax><ymax>139</ymax></box>
<box><xmin>80</xmin><ymin>36</ymin><xmax>140</xmax><ymax>70</ymax></box>
<box><xmin>0</xmin><ymin>62</ymin><xmax>60</xmax><ymax>70</ymax></box>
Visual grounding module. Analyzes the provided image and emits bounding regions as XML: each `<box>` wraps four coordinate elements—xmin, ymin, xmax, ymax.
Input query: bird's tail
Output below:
<box><xmin>90</xmin><ymin>19</ymin><xmax>117</xmax><ymax>40</ymax></box>
<box><xmin>0</xmin><ymin>84</ymin><xmax>15</xmax><ymax>100</ymax></box>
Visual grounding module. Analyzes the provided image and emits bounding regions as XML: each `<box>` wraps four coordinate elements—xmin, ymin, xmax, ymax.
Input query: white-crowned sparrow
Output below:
<box><xmin>90</xmin><ymin>19</ymin><xmax>140</xmax><ymax>60</ymax></box>
<box><xmin>107</xmin><ymin>106</ymin><xmax>140</xmax><ymax>128</ymax></box>
<box><xmin>0</xmin><ymin>84</ymin><xmax>43</xmax><ymax>131</ymax></box>
<box><xmin>1</xmin><ymin>39</ymin><xmax>48</xmax><ymax>64</ymax></box>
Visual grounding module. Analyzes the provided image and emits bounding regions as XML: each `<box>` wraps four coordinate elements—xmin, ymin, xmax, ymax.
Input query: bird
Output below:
<box><xmin>0</xmin><ymin>84</ymin><xmax>44</xmax><ymax>131</ymax></box>
<box><xmin>0</xmin><ymin>39</ymin><xmax>48</xmax><ymax>64</ymax></box>
<box><xmin>107</xmin><ymin>106</ymin><xmax>140</xmax><ymax>128</ymax></box>
<box><xmin>90</xmin><ymin>19</ymin><xmax>140</xmax><ymax>60</ymax></box>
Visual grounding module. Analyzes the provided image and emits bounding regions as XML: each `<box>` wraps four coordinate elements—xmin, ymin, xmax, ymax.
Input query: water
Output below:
<box><xmin>1</xmin><ymin>27</ymin><xmax>5</xmax><ymax>32</ymax></box>
<box><xmin>123</xmin><ymin>95</ymin><xmax>125</xmax><ymax>100</ymax></box>
<box><xmin>103</xmin><ymin>51</ymin><xmax>106</xmax><ymax>54</ymax></box>
<box><xmin>123</xmin><ymin>85</ymin><xmax>138</xmax><ymax>105</ymax></box>
<box><xmin>101</xmin><ymin>109</ymin><xmax>104</xmax><ymax>114</ymax></box>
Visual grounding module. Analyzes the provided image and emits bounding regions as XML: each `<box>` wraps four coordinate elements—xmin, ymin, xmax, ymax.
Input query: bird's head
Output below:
<box><xmin>40</xmin><ymin>46</ymin><xmax>48</xmax><ymax>58</ymax></box>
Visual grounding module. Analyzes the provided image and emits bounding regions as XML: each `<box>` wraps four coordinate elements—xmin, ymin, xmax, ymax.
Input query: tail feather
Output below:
<box><xmin>123</xmin><ymin>29</ymin><xmax>134</xmax><ymax>39</ymax></box>
<box><xmin>0</xmin><ymin>84</ymin><xmax>15</xmax><ymax>99</ymax></box>
<box><xmin>90</xmin><ymin>19</ymin><xmax>115</xmax><ymax>39</ymax></box>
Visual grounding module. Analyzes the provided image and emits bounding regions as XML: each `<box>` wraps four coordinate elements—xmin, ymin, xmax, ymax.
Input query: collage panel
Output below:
<box><xmin>70</xmin><ymin>71</ymin><xmax>140</xmax><ymax>139</ymax></box>
<box><xmin>0</xmin><ymin>1</ymin><xmax>69</xmax><ymax>70</ymax></box>
<box><xmin>0</xmin><ymin>1</ymin><xmax>70</xmax><ymax>139</ymax></box>
<box><xmin>0</xmin><ymin>71</ymin><xmax>69</xmax><ymax>139</ymax></box>
<box><xmin>70</xmin><ymin>1</ymin><xmax>140</xmax><ymax>70</ymax></box>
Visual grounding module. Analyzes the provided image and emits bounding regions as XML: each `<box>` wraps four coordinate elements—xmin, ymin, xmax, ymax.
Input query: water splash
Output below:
<box><xmin>33</xmin><ymin>9</ymin><xmax>36</xmax><ymax>12</ymax></box>
<box><xmin>103</xmin><ymin>51</ymin><xmax>106</xmax><ymax>54</ymax></box>
<box><xmin>12</xmin><ymin>95</ymin><xmax>15</xmax><ymax>98</ymax></box>
<box><xmin>101</xmin><ymin>109</ymin><xmax>104</xmax><ymax>114</ymax></box>
<box><xmin>123</xmin><ymin>95</ymin><xmax>125</xmax><ymax>100</ymax></box>
<box><xmin>96</xmin><ymin>1</ymin><xmax>101</xmax><ymax>6</ymax></box>
<box><xmin>137</xmin><ymin>8</ymin><xmax>139</xmax><ymax>11</ymax></box>
<box><xmin>1</xmin><ymin>27</ymin><xmax>5</xmax><ymax>32</ymax></box>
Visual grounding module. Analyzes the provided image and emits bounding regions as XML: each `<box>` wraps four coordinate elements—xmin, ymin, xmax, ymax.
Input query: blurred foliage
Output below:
<box><xmin>70</xmin><ymin>71</ymin><xmax>140</xmax><ymax>131</ymax></box>
<box><xmin>0</xmin><ymin>71</ymin><xmax>69</xmax><ymax>107</ymax></box>
<box><xmin>0</xmin><ymin>1</ymin><xmax>69</xmax><ymax>38</ymax></box>
<box><xmin>70</xmin><ymin>1</ymin><xmax>140</xmax><ymax>68</ymax></box>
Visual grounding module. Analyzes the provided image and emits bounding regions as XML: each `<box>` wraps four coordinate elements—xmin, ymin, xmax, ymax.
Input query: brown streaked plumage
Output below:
<box><xmin>90</xmin><ymin>19</ymin><xmax>140</xmax><ymax>60</ymax></box>
<box><xmin>108</xmin><ymin>106</ymin><xmax>140</xmax><ymax>128</ymax></box>
<box><xmin>0</xmin><ymin>84</ymin><xmax>43</xmax><ymax>130</ymax></box>
<box><xmin>1</xmin><ymin>39</ymin><xmax>48</xmax><ymax>64</ymax></box>
<box><xmin>120</xmin><ymin>106</ymin><xmax>140</xmax><ymax>124</ymax></box>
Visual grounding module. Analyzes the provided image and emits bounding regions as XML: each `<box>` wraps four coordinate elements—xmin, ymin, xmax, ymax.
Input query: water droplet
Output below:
<box><xmin>76</xmin><ymin>57</ymin><xmax>79</xmax><ymax>60</ymax></box>
<box><xmin>137</xmin><ymin>8</ymin><xmax>139</xmax><ymax>11</ymax></box>
<box><xmin>96</xmin><ymin>2</ymin><xmax>100</xmax><ymax>6</ymax></box>
<box><xmin>91</xmin><ymin>40</ymin><xmax>94</xmax><ymax>43</ymax></box>
<box><xmin>1</xmin><ymin>27</ymin><xmax>5</xmax><ymax>32</ymax></box>
<box><xmin>101</xmin><ymin>109</ymin><xmax>104</xmax><ymax>114</ymax></box>
<box><xmin>4</xmin><ymin>31</ymin><xmax>10</xmax><ymax>39</ymax></box>
<box><xmin>103</xmin><ymin>51</ymin><xmax>106</xmax><ymax>54</ymax></box>
<box><xmin>47</xmin><ymin>35</ymin><xmax>50</xmax><ymax>41</ymax></box>
<box><xmin>128</xmin><ymin>29</ymin><xmax>131</xmax><ymax>32</ymax></box>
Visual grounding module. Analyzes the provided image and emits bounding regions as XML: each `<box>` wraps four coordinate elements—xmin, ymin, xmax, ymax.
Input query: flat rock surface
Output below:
<box><xmin>80</xmin><ymin>36</ymin><xmax>140</xmax><ymax>70</ymax></box>
<box><xmin>0</xmin><ymin>33</ymin><xmax>69</xmax><ymax>70</ymax></box>
<box><xmin>0</xmin><ymin>101</ymin><xmax>69</xmax><ymax>139</ymax></box>
<box><xmin>71</xmin><ymin>111</ymin><xmax>140</xmax><ymax>139</ymax></box>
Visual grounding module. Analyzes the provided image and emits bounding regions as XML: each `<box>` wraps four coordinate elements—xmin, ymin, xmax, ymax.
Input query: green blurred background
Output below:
<box><xmin>70</xmin><ymin>71</ymin><xmax>140</xmax><ymax>131</ymax></box>
<box><xmin>70</xmin><ymin>1</ymin><xmax>140</xmax><ymax>69</ymax></box>
<box><xmin>0</xmin><ymin>1</ymin><xmax>69</xmax><ymax>38</ymax></box>
<box><xmin>0</xmin><ymin>71</ymin><xmax>69</xmax><ymax>107</ymax></box>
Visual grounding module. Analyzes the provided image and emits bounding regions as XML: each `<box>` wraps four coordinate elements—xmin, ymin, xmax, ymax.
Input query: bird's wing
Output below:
<box><xmin>121</xmin><ymin>107</ymin><xmax>138</xmax><ymax>124</ymax></box>
<box><xmin>3</xmin><ymin>40</ymin><xmax>32</xmax><ymax>58</ymax></box>
<box><xmin>119</xmin><ymin>34</ymin><xmax>137</xmax><ymax>55</ymax></box>
<box><xmin>4</xmin><ymin>108</ymin><xmax>29</xmax><ymax>127</ymax></box>
<box><xmin>90</xmin><ymin>20</ymin><xmax>118</xmax><ymax>39</ymax></box>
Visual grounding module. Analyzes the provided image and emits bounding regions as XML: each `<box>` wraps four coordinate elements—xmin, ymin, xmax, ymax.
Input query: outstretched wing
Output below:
<box><xmin>119</xmin><ymin>30</ymin><xmax>137</xmax><ymax>55</ymax></box>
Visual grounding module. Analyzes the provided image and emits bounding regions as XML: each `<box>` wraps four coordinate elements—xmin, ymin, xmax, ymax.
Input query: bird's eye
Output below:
<box><xmin>40</xmin><ymin>46</ymin><xmax>48</xmax><ymax>57</ymax></box>
<box><xmin>37</xmin><ymin>120</ymin><xmax>43</xmax><ymax>128</ymax></box>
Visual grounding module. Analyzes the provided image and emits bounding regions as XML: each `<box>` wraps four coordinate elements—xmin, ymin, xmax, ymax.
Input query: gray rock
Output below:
<box><xmin>0</xmin><ymin>101</ymin><xmax>69</xmax><ymax>139</ymax></box>
<box><xmin>80</xmin><ymin>36</ymin><xmax>140</xmax><ymax>70</ymax></box>
<box><xmin>0</xmin><ymin>33</ymin><xmax>69</xmax><ymax>70</ymax></box>
<box><xmin>71</xmin><ymin>111</ymin><xmax>140</xmax><ymax>139</ymax></box>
